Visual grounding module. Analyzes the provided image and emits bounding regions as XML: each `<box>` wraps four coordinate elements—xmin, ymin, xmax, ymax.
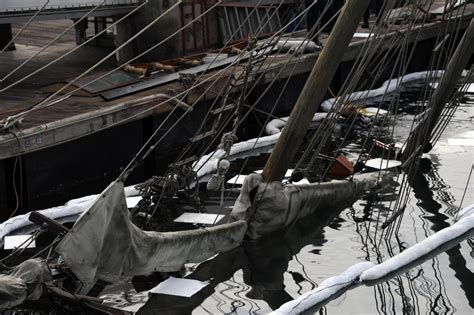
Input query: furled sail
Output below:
<box><xmin>231</xmin><ymin>172</ymin><xmax>391</xmax><ymax>239</ymax></box>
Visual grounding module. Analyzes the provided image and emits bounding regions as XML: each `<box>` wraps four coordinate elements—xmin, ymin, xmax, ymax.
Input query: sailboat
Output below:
<box><xmin>1</xmin><ymin>0</ymin><xmax>473</xmax><ymax>312</ymax></box>
<box><xmin>50</xmin><ymin>0</ymin><xmax>392</xmax><ymax>295</ymax></box>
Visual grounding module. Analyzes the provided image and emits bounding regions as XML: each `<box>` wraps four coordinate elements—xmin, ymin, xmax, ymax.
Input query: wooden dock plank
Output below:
<box><xmin>0</xmin><ymin>2</ymin><xmax>472</xmax><ymax>158</ymax></box>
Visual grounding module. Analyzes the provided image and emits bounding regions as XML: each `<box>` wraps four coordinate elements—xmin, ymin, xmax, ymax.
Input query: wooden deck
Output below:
<box><xmin>0</xmin><ymin>1</ymin><xmax>472</xmax><ymax>159</ymax></box>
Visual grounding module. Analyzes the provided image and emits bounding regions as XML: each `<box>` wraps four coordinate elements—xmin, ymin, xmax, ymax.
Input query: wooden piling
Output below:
<box><xmin>262</xmin><ymin>0</ymin><xmax>370</xmax><ymax>182</ymax></box>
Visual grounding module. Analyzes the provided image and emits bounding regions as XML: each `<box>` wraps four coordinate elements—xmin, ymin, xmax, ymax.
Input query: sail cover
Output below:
<box><xmin>231</xmin><ymin>172</ymin><xmax>388</xmax><ymax>239</ymax></box>
<box><xmin>57</xmin><ymin>181</ymin><xmax>247</xmax><ymax>293</ymax></box>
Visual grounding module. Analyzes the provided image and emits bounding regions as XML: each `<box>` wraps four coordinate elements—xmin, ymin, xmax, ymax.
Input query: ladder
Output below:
<box><xmin>172</xmin><ymin>39</ymin><xmax>275</xmax><ymax>167</ymax></box>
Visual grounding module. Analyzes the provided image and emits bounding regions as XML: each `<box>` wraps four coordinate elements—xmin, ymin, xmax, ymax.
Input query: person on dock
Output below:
<box><xmin>362</xmin><ymin>0</ymin><xmax>384</xmax><ymax>28</ymax></box>
<box><xmin>305</xmin><ymin>0</ymin><xmax>345</xmax><ymax>37</ymax></box>
<box><xmin>304</xmin><ymin>0</ymin><xmax>324</xmax><ymax>47</ymax></box>
<box><xmin>304</xmin><ymin>0</ymin><xmax>344</xmax><ymax>46</ymax></box>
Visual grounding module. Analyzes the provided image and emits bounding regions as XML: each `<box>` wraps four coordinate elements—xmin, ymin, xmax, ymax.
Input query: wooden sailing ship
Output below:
<box><xmin>1</xmin><ymin>0</ymin><xmax>473</xmax><ymax>313</ymax></box>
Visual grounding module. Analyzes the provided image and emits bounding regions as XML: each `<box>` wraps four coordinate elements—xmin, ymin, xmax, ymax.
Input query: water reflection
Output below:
<box><xmin>355</xmin><ymin>155</ymin><xmax>472</xmax><ymax>315</ymax></box>
<box><xmin>136</xmin><ymin>203</ymin><xmax>346</xmax><ymax>314</ymax></box>
<box><xmin>411</xmin><ymin>158</ymin><xmax>473</xmax><ymax>309</ymax></box>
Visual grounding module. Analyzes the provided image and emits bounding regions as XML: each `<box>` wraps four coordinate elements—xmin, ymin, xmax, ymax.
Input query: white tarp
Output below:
<box><xmin>57</xmin><ymin>181</ymin><xmax>247</xmax><ymax>293</ymax></box>
<box><xmin>3</xmin><ymin>235</ymin><xmax>36</xmax><ymax>250</ymax></box>
<box><xmin>149</xmin><ymin>277</ymin><xmax>208</xmax><ymax>297</ymax></box>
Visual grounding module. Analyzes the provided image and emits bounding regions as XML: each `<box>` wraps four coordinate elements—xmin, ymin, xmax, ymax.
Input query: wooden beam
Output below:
<box><xmin>262</xmin><ymin>0</ymin><xmax>370</xmax><ymax>182</ymax></box>
<box><xmin>403</xmin><ymin>19</ymin><xmax>474</xmax><ymax>160</ymax></box>
<box><xmin>29</xmin><ymin>211</ymin><xmax>70</xmax><ymax>235</ymax></box>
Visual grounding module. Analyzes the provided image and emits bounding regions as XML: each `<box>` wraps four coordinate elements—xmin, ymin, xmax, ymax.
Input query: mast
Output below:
<box><xmin>403</xmin><ymin>19</ymin><xmax>474</xmax><ymax>161</ymax></box>
<box><xmin>262</xmin><ymin>0</ymin><xmax>370</xmax><ymax>182</ymax></box>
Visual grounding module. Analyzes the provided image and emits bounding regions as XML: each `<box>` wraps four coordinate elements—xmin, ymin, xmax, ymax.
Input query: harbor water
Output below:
<box><xmin>99</xmin><ymin>84</ymin><xmax>474</xmax><ymax>314</ymax></box>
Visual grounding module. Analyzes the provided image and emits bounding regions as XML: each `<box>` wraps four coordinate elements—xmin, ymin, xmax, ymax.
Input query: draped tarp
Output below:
<box><xmin>231</xmin><ymin>172</ymin><xmax>389</xmax><ymax>239</ymax></box>
<box><xmin>0</xmin><ymin>275</ymin><xmax>26</xmax><ymax>310</ymax></box>
<box><xmin>57</xmin><ymin>181</ymin><xmax>247</xmax><ymax>293</ymax></box>
<box><xmin>0</xmin><ymin>258</ymin><xmax>51</xmax><ymax>310</ymax></box>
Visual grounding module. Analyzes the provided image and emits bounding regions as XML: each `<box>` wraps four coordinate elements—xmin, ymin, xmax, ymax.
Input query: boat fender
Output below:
<box><xmin>206</xmin><ymin>159</ymin><xmax>230</xmax><ymax>191</ymax></box>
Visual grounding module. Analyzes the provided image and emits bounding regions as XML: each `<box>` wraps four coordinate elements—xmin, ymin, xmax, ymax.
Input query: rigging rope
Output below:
<box><xmin>118</xmin><ymin>0</ymin><xmax>324</xmax><ymax>181</ymax></box>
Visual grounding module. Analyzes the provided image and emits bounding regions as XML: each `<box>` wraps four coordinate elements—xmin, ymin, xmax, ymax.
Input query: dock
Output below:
<box><xmin>0</xmin><ymin>0</ymin><xmax>472</xmax><ymax>216</ymax></box>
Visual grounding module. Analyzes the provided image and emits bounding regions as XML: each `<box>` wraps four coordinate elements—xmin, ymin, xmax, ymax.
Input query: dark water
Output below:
<box><xmin>100</xmin><ymin>88</ymin><xmax>473</xmax><ymax>314</ymax></box>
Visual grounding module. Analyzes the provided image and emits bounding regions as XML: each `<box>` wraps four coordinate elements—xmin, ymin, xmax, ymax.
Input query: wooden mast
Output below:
<box><xmin>403</xmin><ymin>19</ymin><xmax>474</xmax><ymax>161</ymax></box>
<box><xmin>262</xmin><ymin>0</ymin><xmax>370</xmax><ymax>182</ymax></box>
